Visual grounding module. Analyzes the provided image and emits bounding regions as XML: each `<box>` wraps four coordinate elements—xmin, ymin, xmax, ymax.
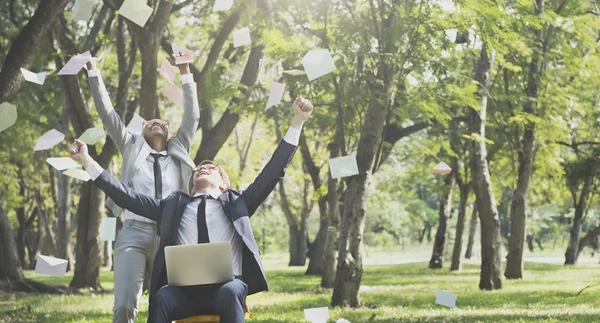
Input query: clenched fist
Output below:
<box><xmin>69</xmin><ymin>139</ymin><xmax>90</xmax><ymax>166</ymax></box>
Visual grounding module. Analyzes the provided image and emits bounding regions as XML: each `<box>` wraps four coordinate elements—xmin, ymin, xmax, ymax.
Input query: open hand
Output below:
<box><xmin>69</xmin><ymin>139</ymin><xmax>89</xmax><ymax>165</ymax></box>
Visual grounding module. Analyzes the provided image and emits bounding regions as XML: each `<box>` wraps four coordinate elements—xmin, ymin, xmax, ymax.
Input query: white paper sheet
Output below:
<box><xmin>213</xmin><ymin>0</ymin><xmax>233</xmax><ymax>11</ymax></box>
<box><xmin>63</xmin><ymin>168</ymin><xmax>91</xmax><ymax>182</ymax></box>
<box><xmin>127</xmin><ymin>114</ymin><xmax>146</xmax><ymax>135</ymax></box>
<box><xmin>162</xmin><ymin>84</ymin><xmax>184</xmax><ymax>109</ymax></box>
<box><xmin>329</xmin><ymin>155</ymin><xmax>359</xmax><ymax>179</ymax></box>
<box><xmin>118</xmin><ymin>0</ymin><xmax>153</xmax><ymax>28</ymax></box>
<box><xmin>35</xmin><ymin>255</ymin><xmax>68</xmax><ymax>278</ymax></box>
<box><xmin>20</xmin><ymin>68</ymin><xmax>47</xmax><ymax>85</ymax></box>
<box><xmin>99</xmin><ymin>217</ymin><xmax>117</xmax><ymax>241</ymax></box>
<box><xmin>34</xmin><ymin>129</ymin><xmax>65</xmax><ymax>151</ymax></box>
<box><xmin>57</xmin><ymin>51</ymin><xmax>91</xmax><ymax>75</ymax></box>
<box><xmin>232</xmin><ymin>27</ymin><xmax>251</xmax><ymax>48</ymax></box>
<box><xmin>0</xmin><ymin>102</ymin><xmax>17</xmax><ymax>133</ymax></box>
<box><xmin>160</xmin><ymin>58</ymin><xmax>175</xmax><ymax>84</ymax></box>
<box><xmin>435</xmin><ymin>290</ymin><xmax>456</xmax><ymax>308</ymax></box>
<box><xmin>432</xmin><ymin>161</ymin><xmax>452</xmax><ymax>175</ymax></box>
<box><xmin>282</xmin><ymin>69</ymin><xmax>306</xmax><ymax>76</ymax></box>
<box><xmin>304</xmin><ymin>307</ymin><xmax>329</xmax><ymax>323</ymax></box>
<box><xmin>172</xmin><ymin>45</ymin><xmax>194</xmax><ymax>65</ymax></box>
<box><xmin>301</xmin><ymin>49</ymin><xmax>336</xmax><ymax>81</ymax></box>
<box><xmin>79</xmin><ymin>126</ymin><xmax>105</xmax><ymax>145</ymax></box>
<box><xmin>72</xmin><ymin>0</ymin><xmax>95</xmax><ymax>21</ymax></box>
<box><xmin>47</xmin><ymin>157</ymin><xmax>80</xmax><ymax>171</ymax></box>
<box><xmin>265</xmin><ymin>82</ymin><xmax>285</xmax><ymax>110</ymax></box>
<box><xmin>336</xmin><ymin>319</ymin><xmax>350</xmax><ymax>323</ymax></box>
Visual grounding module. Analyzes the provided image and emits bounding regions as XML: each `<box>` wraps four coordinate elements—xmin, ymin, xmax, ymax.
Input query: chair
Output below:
<box><xmin>174</xmin><ymin>301</ymin><xmax>254</xmax><ymax>323</ymax></box>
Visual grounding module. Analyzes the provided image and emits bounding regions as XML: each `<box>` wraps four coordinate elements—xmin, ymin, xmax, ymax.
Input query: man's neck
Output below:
<box><xmin>146</xmin><ymin>137</ymin><xmax>167</xmax><ymax>152</ymax></box>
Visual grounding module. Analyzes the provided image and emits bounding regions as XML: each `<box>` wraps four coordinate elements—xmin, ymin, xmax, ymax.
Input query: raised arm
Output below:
<box><xmin>242</xmin><ymin>97</ymin><xmax>313</xmax><ymax>216</ymax></box>
<box><xmin>69</xmin><ymin>139</ymin><xmax>162</xmax><ymax>222</ymax></box>
<box><xmin>86</xmin><ymin>60</ymin><xmax>132</xmax><ymax>152</ymax></box>
<box><xmin>172</xmin><ymin>60</ymin><xmax>200</xmax><ymax>151</ymax></box>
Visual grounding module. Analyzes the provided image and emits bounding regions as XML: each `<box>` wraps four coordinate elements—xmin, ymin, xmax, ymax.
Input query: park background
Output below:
<box><xmin>3</xmin><ymin>0</ymin><xmax>600</xmax><ymax>322</ymax></box>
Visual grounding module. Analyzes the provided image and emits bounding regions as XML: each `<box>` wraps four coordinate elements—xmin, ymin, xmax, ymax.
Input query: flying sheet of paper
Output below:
<box><xmin>57</xmin><ymin>51</ymin><xmax>91</xmax><ymax>75</ymax></box>
<box><xmin>302</xmin><ymin>49</ymin><xmax>336</xmax><ymax>81</ymax></box>
<box><xmin>435</xmin><ymin>291</ymin><xmax>456</xmax><ymax>308</ymax></box>
<box><xmin>79</xmin><ymin>126</ymin><xmax>105</xmax><ymax>145</ymax></box>
<box><xmin>35</xmin><ymin>255</ymin><xmax>68</xmax><ymax>278</ymax></box>
<box><xmin>232</xmin><ymin>27</ymin><xmax>251</xmax><ymax>48</ymax></box>
<box><xmin>118</xmin><ymin>0</ymin><xmax>153</xmax><ymax>28</ymax></box>
<box><xmin>0</xmin><ymin>102</ymin><xmax>17</xmax><ymax>133</ymax></box>
<box><xmin>162</xmin><ymin>84</ymin><xmax>184</xmax><ymax>109</ymax></box>
<box><xmin>282</xmin><ymin>69</ymin><xmax>306</xmax><ymax>76</ymax></box>
<box><xmin>127</xmin><ymin>114</ymin><xmax>145</xmax><ymax>135</ymax></box>
<box><xmin>47</xmin><ymin>157</ymin><xmax>80</xmax><ymax>171</ymax></box>
<box><xmin>20</xmin><ymin>68</ymin><xmax>47</xmax><ymax>85</ymax></box>
<box><xmin>265</xmin><ymin>82</ymin><xmax>285</xmax><ymax>110</ymax></box>
<box><xmin>34</xmin><ymin>129</ymin><xmax>65</xmax><ymax>151</ymax></box>
<box><xmin>175</xmin><ymin>50</ymin><xmax>194</xmax><ymax>65</ymax></box>
<box><xmin>213</xmin><ymin>0</ymin><xmax>233</xmax><ymax>11</ymax></box>
<box><xmin>329</xmin><ymin>155</ymin><xmax>359</xmax><ymax>179</ymax></box>
<box><xmin>336</xmin><ymin>319</ymin><xmax>350</xmax><ymax>323</ymax></box>
<box><xmin>160</xmin><ymin>58</ymin><xmax>176</xmax><ymax>84</ymax></box>
<box><xmin>304</xmin><ymin>307</ymin><xmax>329</xmax><ymax>323</ymax></box>
<box><xmin>63</xmin><ymin>168</ymin><xmax>91</xmax><ymax>182</ymax></box>
<box><xmin>99</xmin><ymin>217</ymin><xmax>117</xmax><ymax>241</ymax></box>
<box><xmin>432</xmin><ymin>161</ymin><xmax>452</xmax><ymax>175</ymax></box>
<box><xmin>72</xmin><ymin>0</ymin><xmax>95</xmax><ymax>21</ymax></box>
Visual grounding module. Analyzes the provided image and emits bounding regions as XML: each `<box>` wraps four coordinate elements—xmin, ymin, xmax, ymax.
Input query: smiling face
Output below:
<box><xmin>192</xmin><ymin>161</ymin><xmax>230</xmax><ymax>194</ymax></box>
<box><xmin>142</xmin><ymin>119</ymin><xmax>169</xmax><ymax>143</ymax></box>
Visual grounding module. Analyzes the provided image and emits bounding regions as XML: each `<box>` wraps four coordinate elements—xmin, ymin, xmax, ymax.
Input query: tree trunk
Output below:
<box><xmin>139</xmin><ymin>40</ymin><xmax>160</xmax><ymax>119</ymax></box>
<box><xmin>526</xmin><ymin>234</ymin><xmax>534</xmax><ymax>252</ymax></box>
<box><xmin>467</xmin><ymin>45</ymin><xmax>503</xmax><ymax>291</ymax></box>
<box><xmin>70</xmin><ymin>184</ymin><xmax>104</xmax><ymax>289</ymax></box>
<box><xmin>322</xmin><ymin>143</ymin><xmax>341</xmax><ymax>288</ymax></box>
<box><xmin>565</xmin><ymin>177</ymin><xmax>593</xmax><ymax>264</ymax></box>
<box><xmin>331</xmin><ymin>51</ymin><xmax>395</xmax><ymax>307</ymax></box>
<box><xmin>305</xmin><ymin>197</ymin><xmax>327</xmax><ymax>275</ymax></box>
<box><xmin>450</xmin><ymin>187</ymin><xmax>469</xmax><ymax>271</ymax></box>
<box><xmin>0</xmin><ymin>0</ymin><xmax>70</xmax><ymax>102</ymax></box>
<box><xmin>103</xmin><ymin>241</ymin><xmax>113</xmax><ymax>268</ymax></box>
<box><xmin>465</xmin><ymin>206</ymin><xmax>478</xmax><ymax>259</ymax></box>
<box><xmin>0</xmin><ymin>206</ymin><xmax>24</xmax><ymax>282</ymax></box>
<box><xmin>429</xmin><ymin>173</ymin><xmax>455</xmax><ymax>269</ymax></box>
<box><xmin>288</xmin><ymin>224</ymin><xmax>306</xmax><ymax>266</ymax></box>
<box><xmin>57</xmin><ymin>171</ymin><xmax>74</xmax><ymax>272</ymax></box>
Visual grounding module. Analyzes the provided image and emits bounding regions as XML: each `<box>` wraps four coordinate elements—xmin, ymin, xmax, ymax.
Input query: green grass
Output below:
<box><xmin>2</xmin><ymin>253</ymin><xmax>600</xmax><ymax>322</ymax></box>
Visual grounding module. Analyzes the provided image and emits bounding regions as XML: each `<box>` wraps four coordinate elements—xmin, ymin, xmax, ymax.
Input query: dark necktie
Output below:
<box><xmin>151</xmin><ymin>153</ymin><xmax>163</xmax><ymax>199</ymax></box>
<box><xmin>196</xmin><ymin>196</ymin><xmax>210</xmax><ymax>243</ymax></box>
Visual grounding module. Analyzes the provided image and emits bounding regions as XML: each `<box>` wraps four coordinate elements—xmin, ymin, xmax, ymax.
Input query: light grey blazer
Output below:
<box><xmin>87</xmin><ymin>74</ymin><xmax>199</xmax><ymax>218</ymax></box>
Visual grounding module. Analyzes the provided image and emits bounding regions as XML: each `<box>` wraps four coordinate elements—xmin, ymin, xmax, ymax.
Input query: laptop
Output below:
<box><xmin>164</xmin><ymin>242</ymin><xmax>234</xmax><ymax>286</ymax></box>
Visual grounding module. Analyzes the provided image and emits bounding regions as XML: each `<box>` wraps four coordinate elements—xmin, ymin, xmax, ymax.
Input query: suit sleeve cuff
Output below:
<box><xmin>84</xmin><ymin>157</ymin><xmax>104</xmax><ymax>181</ymax></box>
<box><xmin>181</xmin><ymin>73</ymin><xmax>194</xmax><ymax>84</ymax></box>
<box><xmin>87</xmin><ymin>69</ymin><xmax>100</xmax><ymax>78</ymax></box>
<box><xmin>283</xmin><ymin>126</ymin><xmax>300</xmax><ymax>146</ymax></box>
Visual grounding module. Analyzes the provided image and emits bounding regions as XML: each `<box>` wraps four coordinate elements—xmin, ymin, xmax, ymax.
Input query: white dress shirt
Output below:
<box><xmin>87</xmin><ymin>69</ymin><xmax>194</xmax><ymax>223</ymax></box>
<box><xmin>84</xmin><ymin>126</ymin><xmax>301</xmax><ymax>276</ymax></box>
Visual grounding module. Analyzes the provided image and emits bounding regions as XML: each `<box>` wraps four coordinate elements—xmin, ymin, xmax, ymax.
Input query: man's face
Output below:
<box><xmin>192</xmin><ymin>163</ymin><xmax>225</xmax><ymax>192</ymax></box>
<box><xmin>142</xmin><ymin>119</ymin><xmax>169</xmax><ymax>142</ymax></box>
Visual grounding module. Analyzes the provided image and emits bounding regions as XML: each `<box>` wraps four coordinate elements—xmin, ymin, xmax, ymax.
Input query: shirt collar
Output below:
<box><xmin>193</xmin><ymin>190</ymin><xmax>221</xmax><ymax>199</ymax></box>
<box><xmin>149</xmin><ymin>148</ymin><xmax>168</xmax><ymax>156</ymax></box>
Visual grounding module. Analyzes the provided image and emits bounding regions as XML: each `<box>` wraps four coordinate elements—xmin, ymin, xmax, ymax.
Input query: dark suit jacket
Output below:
<box><xmin>91</xmin><ymin>139</ymin><xmax>297</xmax><ymax>296</ymax></box>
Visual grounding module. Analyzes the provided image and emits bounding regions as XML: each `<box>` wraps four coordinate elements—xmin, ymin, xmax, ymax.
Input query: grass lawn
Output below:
<box><xmin>2</xmin><ymin>253</ymin><xmax>600</xmax><ymax>322</ymax></box>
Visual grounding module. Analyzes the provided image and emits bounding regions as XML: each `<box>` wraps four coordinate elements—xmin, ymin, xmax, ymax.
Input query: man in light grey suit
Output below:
<box><xmin>86</xmin><ymin>56</ymin><xmax>199</xmax><ymax>323</ymax></box>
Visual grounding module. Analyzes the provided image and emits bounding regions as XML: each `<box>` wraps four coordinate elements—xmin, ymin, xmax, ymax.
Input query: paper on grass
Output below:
<box><xmin>99</xmin><ymin>217</ymin><xmax>117</xmax><ymax>241</ymax></box>
<box><xmin>35</xmin><ymin>255</ymin><xmax>68</xmax><ymax>278</ymax></box>
<box><xmin>301</xmin><ymin>49</ymin><xmax>336</xmax><ymax>81</ymax></box>
<box><xmin>213</xmin><ymin>0</ymin><xmax>233</xmax><ymax>11</ymax></box>
<box><xmin>329</xmin><ymin>155</ymin><xmax>359</xmax><ymax>179</ymax></box>
<box><xmin>47</xmin><ymin>157</ymin><xmax>80</xmax><ymax>171</ymax></box>
<box><xmin>118</xmin><ymin>0</ymin><xmax>153</xmax><ymax>28</ymax></box>
<box><xmin>63</xmin><ymin>168</ymin><xmax>91</xmax><ymax>182</ymax></box>
<box><xmin>57</xmin><ymin>51</ymin><xmax>91</xmax><ymax>75</ymax></box>
<box><xmin>160</xmin><ymin>59</ymin><xmax>176</xmax><ymax>84</ymax></box>
<box><xmin>79</xmin><ymin>126</ymin><xmax>105</xmax><ymax>145</ymax></box>
<box><xmin>304</xmin><ymin>307</ymin><xmax>329</xmax><ymax>323</ymax></box>
<box><xmin>265</xmin><ymin>82</ymin><xmax>285</xmax><ymax>110</ymax></box>
<box><xmin>72</xmin><ymin>0</ymin><xmax>95</xmax><ymax>21</ymax></box>
<box><xmin>34</xmin><ymin>129</ymin><xmax>65</xmax><ymax>151</ymax></box>
<box><xmin>0</xmin><ymin>102</ymin><xmax>17</xmax><ymax>133</ymax></box>
<box><xmin>432</xmin><ymin>161</ymin><xmax>452</xmax><ymax>175</ymax></box>
<box><xmin>162</xmin><ymin>84</ymin><xmax>184</xmax><ymax>109</ymax></box>
<box><xmin>435</xmin><ymin>290</ymin><xmax>456</xmax><ymax>308</ymax></box>
<box><xmin>232</xmin><ymin>27</ymin><xmax>251</xmax><ymax>48</ymax></box>
<box><xmin>20</xmin><ymin>68</ymin><xmax>47</xmax><ymax>85</ymax></box>
<box><xmin>127</xmin><ymin>114</ymin><xmax>146</xmax><ymax>135</ymax></box>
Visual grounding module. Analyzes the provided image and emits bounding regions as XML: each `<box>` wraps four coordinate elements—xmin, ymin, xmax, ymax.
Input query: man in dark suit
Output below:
<box><xmin>69</xmin><ymin>97</ymin><xmax>313</xmax><ymax>323</ymax></box>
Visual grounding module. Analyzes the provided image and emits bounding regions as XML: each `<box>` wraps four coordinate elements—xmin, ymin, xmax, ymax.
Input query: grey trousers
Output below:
<box><xmin>113</xmin><ymin>220</ymin><xmax>159</xmax><ymax>323</ymax></box>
